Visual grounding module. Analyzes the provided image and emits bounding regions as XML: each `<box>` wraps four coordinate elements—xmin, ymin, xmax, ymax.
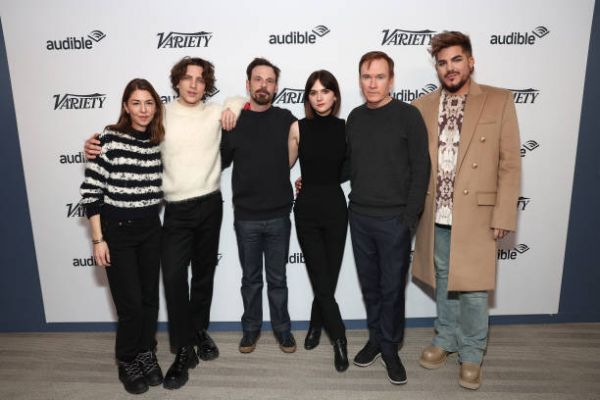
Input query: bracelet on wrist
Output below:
<box><xmin>92</xmin><ymin>238</ymin><xmax>105</xmax><ymax>245</ymax></box>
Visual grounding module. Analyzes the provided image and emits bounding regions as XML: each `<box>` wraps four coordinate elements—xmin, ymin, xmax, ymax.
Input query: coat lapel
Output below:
<box><xmin>456</xmin><ymin>81</ymin><xmax>486</xmax><ymax>173</ymax></box>
<box><xmin>421</xmin><ymin>89</ymin><xmax>442</xmax><ymax>177</ymax></box>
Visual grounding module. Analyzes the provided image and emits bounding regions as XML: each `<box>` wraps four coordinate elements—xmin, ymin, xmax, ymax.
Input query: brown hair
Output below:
<box><xmin>107</xmin><ymin>78</ymin><xmax>165</xmax><ymax>145</ymax></box>
<box><xmin>429</xmin><ymin>31</ymin><xmax>473</xmax><ymax>59</ymax></box>
<box><xmin>303</xmin><ymin>70</ymin><xmax>341</xmax><ymax>119</ymax></box>
<box><xmin>358</xmin><ymin>51</ymin><xmax>394</xmax><ymax>78</ymax></box>
<box><xmin>246</xmin><ymin>57</ymin><xmax>281</xmax><ymax>82</ymax></box>
<box><xmin>170</xmin><ymin>57</ymin><xmax>215</xmax><ymax>99</ymax></box>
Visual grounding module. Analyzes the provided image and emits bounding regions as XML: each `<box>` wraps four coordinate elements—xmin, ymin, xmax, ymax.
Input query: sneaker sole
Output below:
<box><xmin>280</xmin><ymin>345</ymin><xmax>297</xmax><ymax>353</ymax></box>
<box><xmin>239</xmin><ymin>344</ymin><xmax>256</xmax><ymax>354</ymax></box>
<box><xmin>380</xmin><ymin>358</ymin><xmax>408</xmax><ymax>385</ymax></box>
<box><xmin>353</xmin><ymin>352</ymin><xmax>381</xmax><ymax>367</ymax></box>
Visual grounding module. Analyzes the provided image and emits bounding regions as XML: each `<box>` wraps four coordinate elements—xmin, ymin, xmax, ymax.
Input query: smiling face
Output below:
<box><xmin>124</xmin><ymin>89</ymin><xmax>156</xmax><ymax>131</ymax></box>
<box><xmin>176</xmin><ymin>65</ymin><xmax>206</xmax><ymax>106</ymax></box>
<box><xmin>307</xmin><ymin>79</ymin><xmax>336</xmax><ymax>116</ymax></box>
<box><xmin>435</xmin><ymin>45</ymin><xmax>474</xmax><ymax>95</ymax></box>
<box><xmin>247</xmin><ymin>65</ymin><xmax>278</xmax><ymax>107</ymax></box>
<box><xmin>359</xmin><ymin>58</ymin><xmax>394</xmax><ymax>108</ymax></box>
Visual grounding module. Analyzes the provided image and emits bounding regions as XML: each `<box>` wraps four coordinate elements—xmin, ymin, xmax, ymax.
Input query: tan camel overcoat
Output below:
<box><xmin>411</xmin><ymin>81</ymin><xmax>521</xmax><ymax>291</ymax></box>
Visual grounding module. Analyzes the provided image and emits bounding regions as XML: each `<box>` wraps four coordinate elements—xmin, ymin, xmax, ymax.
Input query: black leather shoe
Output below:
<box><xmin>196</xmin><ymin>329</ymin><xmax>219</xmax><ymax>361</ymax></box>
<box><xmin>304</xmin><ymin>326</ymin><xmax>321</xmax><ymax>350</ymax></box>
<box><xmin>353</xmin><ymin>340</ymin><xmax>381</xmax><ymax>367</ymax></box>
<box><xmin>333</xmin><ymin>338</ymin><xmax>349</xmax><ymax>372</ymax></box>
<box><xmin>381</xmin><ymin>353</ymin><xmax>407</xmax><ymax>385</ymax></box>
<box><xmin>135</xmin><ymin>350</ymin><xmax>163</xmax><ymax>386</ymax></box>
<box><xmin>163</xmin><ymin>346</ymin><xmax>199</xmax><ymax>390</ymax></box>
<box><xmin>275</xmin><ymin>331</ymin><xmax>297</xmax><ymax>353</ymax></box>
<box><xmin>239</xmin><ymin>331</ymin><xmax>260</xmax><ymax>353</ymax></box>
<box><xmin>118</xmin><ymin>359</ymin><xmax>148</xmax><ymax>394</ymax></box>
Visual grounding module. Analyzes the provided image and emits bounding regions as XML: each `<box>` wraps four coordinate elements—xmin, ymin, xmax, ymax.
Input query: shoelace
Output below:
<box><xmin>173</xmin><ymin>348</ymin><xmax>192</xmax><ymax>372</ymax></box>
<box><xmin>136</xmin><ymin>351</ymin><xmax>158</xmax><ymax>374</ymax></box>
<box><xmin>123</xmin><ymin>360</ymin><xmax>144</xmax><ymax>379</ymax></box>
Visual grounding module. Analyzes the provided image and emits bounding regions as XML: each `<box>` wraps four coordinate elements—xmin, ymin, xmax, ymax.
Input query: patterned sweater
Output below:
<box><xmin>80</xmin><ymin>128</ymin><xmax>162</xmax><ymax>220</ymax></box>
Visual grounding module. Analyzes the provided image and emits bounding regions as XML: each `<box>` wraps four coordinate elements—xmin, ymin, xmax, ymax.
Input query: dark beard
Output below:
<box><xmin>252</xmin><ymin>90</ymin><xmax>273</xmax><ymax>105</ymax></box>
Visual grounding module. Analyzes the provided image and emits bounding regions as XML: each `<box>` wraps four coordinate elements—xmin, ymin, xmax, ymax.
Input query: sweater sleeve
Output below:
<box><xmin>403</xmin><ymin>106</ymin><xmax>431</xmax><ymax>231</ymax></box>
<box><xmin>80</xmin><ymin>132</ymin><xmax>110</xmax><ymax>218</ymax></box>
<box><xmin>223</xmin><ymin>96</ymin><xmax>248</xmax><ymax>119</ymax></box>
<box><xmin>220</xmin><ymin>129</ymin><xmax>234</xmax><ymax>170</ymax></box>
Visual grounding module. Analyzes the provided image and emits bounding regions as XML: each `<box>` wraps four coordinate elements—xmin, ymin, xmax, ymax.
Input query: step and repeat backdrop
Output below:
<box><xmin>1</xmin><ymin>0</ymin><xmax>594</xmax><ymax>323</ymax></box>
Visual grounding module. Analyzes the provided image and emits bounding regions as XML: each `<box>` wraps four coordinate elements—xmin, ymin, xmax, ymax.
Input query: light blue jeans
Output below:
<box><xmin>432</xmin><ymin>224</ymin><xmax>488</xmax><ymax>364</ymax></box>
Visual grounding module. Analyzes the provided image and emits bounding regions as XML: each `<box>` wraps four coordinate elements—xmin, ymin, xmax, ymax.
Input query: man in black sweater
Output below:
<box><xmin>221</xmin><ymin>58</ymin><xmax>297</xmax><ymax>354</ymax></box>
<box><xmin>347</xmin><ymin>51</ymin><xmax>430</xmax><ymax>385</ymax></box>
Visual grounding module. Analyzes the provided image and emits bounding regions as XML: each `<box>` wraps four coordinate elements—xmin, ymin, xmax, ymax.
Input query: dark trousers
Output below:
<box><xmin>295</xmin><ymin>210</ymin><xmax>347</xmax><ymax>341</ymax></box>
<box><xmin>349</xmin><ymin>209</ymin><xmax>411</xmax><ymax>356</ymax></box>
<box><xmin>102</xmin><ymin>215</ymin><xmax>161</xmax><ymax>362</ymax></box>
<box><xmin>234</xmin><ymin>216</ymin><xmax>291</xmax><ymax>333</ymax></box>
<box><xmin>161</xmin><ymin>192</ymin><xmax>223</xmax><ymax>349</ymax></box>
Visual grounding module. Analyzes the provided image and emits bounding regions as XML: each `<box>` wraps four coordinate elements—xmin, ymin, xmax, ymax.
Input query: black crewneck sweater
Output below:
<box><xmin>221</xmin><ymin>106</ymin><xmax>296</xmax><ymax>220</ymax></box>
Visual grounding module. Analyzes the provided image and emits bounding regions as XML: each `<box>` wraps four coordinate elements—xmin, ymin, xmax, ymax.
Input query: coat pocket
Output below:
<box><xmin>477</xmin><ymin>192</ymin><xmax>497</xmax><ymax>205</ymax></box>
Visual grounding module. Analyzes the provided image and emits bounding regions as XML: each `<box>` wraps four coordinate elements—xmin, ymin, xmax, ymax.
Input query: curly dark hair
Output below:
<box><xmin>170</xmin><ymin>57</ymin><xmax>215</xmax><ymax>100</ymax></box>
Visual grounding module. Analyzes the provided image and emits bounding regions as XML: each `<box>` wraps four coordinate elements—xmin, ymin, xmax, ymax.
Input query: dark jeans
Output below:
<box><xmin>349</xmin><ymin>209</ymin><xmax>412</xmax><ymax>356</ymax></box>
<box><xmin>295</xmin><ymin>209</ymin><xmax>347</xmax><ymax>341</ymax></box>
<box><xmin>161</xmin><ymin>192</ymin><xmax>223</xmax><ymax>349</ymax></box>
<box><xmin>102</xmin><ymin>215</ymin><xmax>161</xmax><ymax>362</ymax></box>
<box><xmin>234</xmin><ymin>216</ymin><xmax>291</xmax><ymax>333</ymax></box>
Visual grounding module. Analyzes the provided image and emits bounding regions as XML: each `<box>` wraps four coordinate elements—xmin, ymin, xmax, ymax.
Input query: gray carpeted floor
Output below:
<box><xmin>1</xmin><ymin>323</ymin><xmax>599</xmax><ymax>400</ymax></box>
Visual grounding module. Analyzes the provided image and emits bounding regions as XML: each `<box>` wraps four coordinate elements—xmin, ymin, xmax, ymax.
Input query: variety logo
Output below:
<box><xmin>274</xmin><ymin>88</ymin><xmax>305</xmax><ymax>104</ymax></box>
<box><xmin>490</xmin><ymin>26</ymin><xmax>550</xmax><ymax>45</ymax></box>
<box><xmin>46</xmin><ymin>30</ymin><xmax>106</xmax><ymax>50</ymax></box>
<box><xmin>517</xmin><ymin>196</ymin><xmax>531</xmax><ymax>211</ymax></box>
<box><xmin>381</xmin><ymin>29</ymin><xmax>436</xmax><ymax>46</ymax></box>
<box><xmin>288</xmin><ymin>252</ymin><xmax>305</xmax><ymax>264</ymax></box>
<box><xmin>59</xmin><ymin>151</ymin><xmax>86</xmax><ymax>165</ymax></box>
<box><xmin>497</xmin><ymin>243</ymin><xmax>530</xmax><ymax>260</ymax></box>
<box><xmin>217</xmin><ymin>253</ymin><xmax>223</xmax><ymax>265</ymax></box>
<box><xmin>67</xmin><ymin>201</ymin><xmax>86</xmax><ymax>218</ymax></box>
<box><xmin>521</xmin><ymin>140</ymin><xmax>540</xmax><ymax>157</ymax></box>
<box><xmin>510</xmin><ymin>88</ymin><xmax>540</xmax><ymax>104</ymax></box>
<box><xmin>392</xmin><ymin>83</ymin><xmax>438</xmax><ymax>102</ymax></box>
<box><xmin>53</xmin><ymin>93</ymin><xmax>106</xmax><ymax>110</ymax></box>
<box><xmin>269</xmin><ymin>25</ymin><xmax>330</xmax><ymax>44</ymax></box>
<box><xmin>157</xmin><ymin>31</ymin><xmax>213</xmax><ymax>49</ymax></box>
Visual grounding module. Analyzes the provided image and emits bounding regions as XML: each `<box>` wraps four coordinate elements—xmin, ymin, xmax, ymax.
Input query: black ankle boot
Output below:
<box><xmin>118</xmin><ymin>359</ymin><xmax>148</xmax><ymax>394</ymax></box>
<box><xmin>304</xmin><ymin>326</ymin><xmax>321</xmax><ymax>350</ymax></box>
<box><xmin>136</xmin><ymin>350</ymin><xmax>163</xmax><ymax>386</ymax></box>
<box><xmin>163</xmin><ymin>346</ymin><xmax>199</xmax><ymax>390</ymax></box>
<box><xmin>333</xmin><ymin>338</ymin><xmax>349</xmax><ymax>372</ymax></box>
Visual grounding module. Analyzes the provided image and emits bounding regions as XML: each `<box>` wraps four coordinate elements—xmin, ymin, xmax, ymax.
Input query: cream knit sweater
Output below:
<box><xmin>161</xmin><ymin>97</ymin><xmax>245</xmax><ymax>202</ymax></box>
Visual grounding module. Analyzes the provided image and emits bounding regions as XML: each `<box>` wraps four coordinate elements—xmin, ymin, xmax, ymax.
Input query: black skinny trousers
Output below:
<box><xmin>103</xmin><ymin>215</ymin><xmax>161</xmax><ymax>362</ymax></box>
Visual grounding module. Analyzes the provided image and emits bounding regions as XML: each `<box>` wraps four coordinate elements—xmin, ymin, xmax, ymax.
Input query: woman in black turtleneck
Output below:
<box><xmin>288</xmin><ymin>70</ymin><xmax>349</xmax><ymax>372</ymax></box>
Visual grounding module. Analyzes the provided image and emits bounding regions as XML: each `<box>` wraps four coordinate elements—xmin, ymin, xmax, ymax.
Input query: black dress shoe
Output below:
<box><xmin>333</xmin><ymin>338</ymin><xmax>349</xmax><ymax>372</ymax></box>
<box><xmin>196</xmin><ymin>329</ymin><xmax>219</xmax><ymax>361</ymax></box>
<box><xmin>163</xmin><ymin>346</ymin><xmax>199</xmax><ymax>390</ymax></box>
<box><xmin>239</xmin><ymin>331</ymin><xmax>260</xmax><ymax>353</ymax></box>
<box><xmin>275</xmin><ymin>331</ymin><xmax>297</xmax><ymax>353</ymax></box>
<box><xmin>304</xmin><ymin>326</ymin><xmax>321</xmax><ymax>350</ymax></box>
<box><xmin>118</xmin><ymin>359</ymin><xmax>148</xmax><ymax>394</ymax></box>
<box><xmin>135</xmin><ymin>350</ymin><xmax>163</xmax><ymax>386</ymax></box>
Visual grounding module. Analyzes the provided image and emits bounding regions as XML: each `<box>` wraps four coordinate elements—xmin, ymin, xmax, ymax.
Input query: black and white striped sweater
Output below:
<box><xmin>80</xmin><ymin>128</ymin><xmax>163</xmax><ymax>220</ymax></box>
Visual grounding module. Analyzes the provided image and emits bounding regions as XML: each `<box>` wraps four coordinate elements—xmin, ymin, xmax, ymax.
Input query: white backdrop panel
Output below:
<box><xmin>1</xmin><ymin>0</ymin><xmax>594</xmax><ymax>322</ymax></box>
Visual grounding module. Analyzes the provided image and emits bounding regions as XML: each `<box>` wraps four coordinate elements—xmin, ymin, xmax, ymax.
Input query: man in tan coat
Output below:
<box><xmin>411</xmin><ymin>31</ymin><xmax>521</xmax><ymax>390</ymax></box>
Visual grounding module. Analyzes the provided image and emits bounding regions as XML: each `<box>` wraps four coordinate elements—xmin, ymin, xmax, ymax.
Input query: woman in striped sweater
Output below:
<box><xmin>80</xmin><ymin>78</ymin><xmax>165</xmax><ymax>395</ymax></box>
